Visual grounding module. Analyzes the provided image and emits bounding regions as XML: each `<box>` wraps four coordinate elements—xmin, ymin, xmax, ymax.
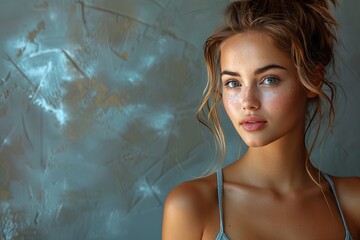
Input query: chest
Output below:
<box><xmin>224</xmin><ymin>205</ymin><xmax>345</xmax><ymax>239</ymax></box>
<box><xmin>212</xmin><ymin>186</ymin><xmax>347</xmax><ymax>240</ymax></box>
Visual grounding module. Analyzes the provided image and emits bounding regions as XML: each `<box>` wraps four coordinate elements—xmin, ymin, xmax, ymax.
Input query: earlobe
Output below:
<box><xmin>306</xmin><ymin>90</ymin><xmax>318</xmax><ymax>99</ymax></box>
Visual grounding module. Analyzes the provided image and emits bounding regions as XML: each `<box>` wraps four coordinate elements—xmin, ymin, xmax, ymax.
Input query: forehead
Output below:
<box><xmin>219</xmin><ymin>31</ymin><xmax>293</xmax><ymax>70</ymax></box>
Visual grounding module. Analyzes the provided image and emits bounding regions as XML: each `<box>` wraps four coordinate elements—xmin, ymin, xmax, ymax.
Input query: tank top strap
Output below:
<box><xmin>323</xmin><ymin>173</ymin><xmax>352</xmax><ymax>240</ymax></box>
<box><xmin>216</xmin><ymin>170</ymin><xmax>225</xmax><ymax>234</ymax></box>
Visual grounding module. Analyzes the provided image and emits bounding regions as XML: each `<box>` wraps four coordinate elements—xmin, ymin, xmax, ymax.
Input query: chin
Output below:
<box><xmin>243</xmin><ymin>141</ymin><xmax>269</xmax><ymax>148</ymax></box>
<box><xmin>240</xmin><ymin>135</ymin><xmax>278</xmax><ymax>148</ymax></box>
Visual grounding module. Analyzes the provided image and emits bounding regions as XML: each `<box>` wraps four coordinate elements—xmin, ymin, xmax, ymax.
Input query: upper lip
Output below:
<box><xmin>240</xmin><ymin>116</ymin><xmax>267</xmax><ymax>124</ymax></box>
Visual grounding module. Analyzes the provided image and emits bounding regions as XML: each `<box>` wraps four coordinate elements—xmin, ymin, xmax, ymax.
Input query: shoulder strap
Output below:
<box><xmin>216</xmin><ymin>170</ymin><xmax>225</xmax><ymax>234</ymax></box>
<box><xmin>323</xmin><ymin>173</ymin><xmax>352</xmax><ymax>239</ymax></box>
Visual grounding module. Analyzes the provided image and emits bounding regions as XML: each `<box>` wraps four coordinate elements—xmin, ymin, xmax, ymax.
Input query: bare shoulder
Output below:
<box><xmin>331</xmin><ymin>175</ymin><xmax>360</xmax><ymax>207</ymax></box>
<box><xmin>164</xmin><ymin>176</ymin><xmax>216</xmax><ymax>216</ymax></box>
<box><xmin>331</xmin><ymin>175</ymin><xmax>360</xmax><ymax>237</ymax></box>
<box><xmin>162</xmin><ymin>174</ymin><xmax>217</xmax><ymax>240</ymax></box>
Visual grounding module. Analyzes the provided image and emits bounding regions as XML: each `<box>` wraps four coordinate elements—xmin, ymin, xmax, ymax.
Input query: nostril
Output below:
<box><xmin>241</xmin><ymin>91</ymin><xmax>260</xmax><ymax>110</ymax></box>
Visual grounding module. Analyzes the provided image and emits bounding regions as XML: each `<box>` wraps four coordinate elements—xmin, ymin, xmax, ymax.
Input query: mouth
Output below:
<box><xmin>240</xmin><ymin>117</ymin><xmax>267</xmax><ymax>131</ymax></box>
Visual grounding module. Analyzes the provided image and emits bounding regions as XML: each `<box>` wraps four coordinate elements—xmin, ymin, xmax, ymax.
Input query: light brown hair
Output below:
<box><xmin>197</xmin><ymin>0</ymin><xmax>339</xmax><ymax>178</ymax></box>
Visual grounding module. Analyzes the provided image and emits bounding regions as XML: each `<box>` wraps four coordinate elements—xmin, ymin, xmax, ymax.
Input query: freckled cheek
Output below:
<box><xmin>263</xmin><ymin>91</ymin><xmax>285</xmax><ymax>109</ymax></box>
<box><xmin>223</xmin><ymin>91</ymin><xmax>243</xmax><ymax>104</ymax></box>
<box><xmin>263</xmin><ymin>89</ymin><xmax>303</xmax><ymax>114</ymax></box>
<box><xmin>223</xmin><ymin>91</ymin><xmax>243</xmax><ymax>113</ymax></box>
<box><xmin>222</xmin><ymin>91</ymin><xmax>245</xmax><ymax>125</ymax></box>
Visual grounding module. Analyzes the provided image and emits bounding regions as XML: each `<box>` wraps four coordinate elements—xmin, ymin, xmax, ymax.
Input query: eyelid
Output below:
<box><xmin>221</xmin><ymin>75</ymin><xmax>237</xmax><ymax>82</ymax></box>
<box><xmin>224</xmin><ymin>79</ymin><xmax>241</xmax><ymax>88</ymax></box>
<box><xmin>261</xmin><ymin>75</ymin><xmax>279</xmax><ymax>84</ymax></box>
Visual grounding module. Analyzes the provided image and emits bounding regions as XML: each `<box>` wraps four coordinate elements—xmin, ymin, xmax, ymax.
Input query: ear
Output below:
<box><xmin>306</xmin><ymin>64</ymin><xmax>324</xmax><ymax>99</ymax></box>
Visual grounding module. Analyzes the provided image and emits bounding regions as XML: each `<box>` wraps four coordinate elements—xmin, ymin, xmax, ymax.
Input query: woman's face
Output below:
<box><xmin>220</xmin><ymin>31</ymin><xmax>309</xmax><ymax>147</ymax></box>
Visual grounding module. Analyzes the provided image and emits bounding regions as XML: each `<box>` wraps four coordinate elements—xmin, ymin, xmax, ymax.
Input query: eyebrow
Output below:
<box><xmin>221</xmin><ymin>64</ymin><xmax>287</xmax><ymax>77</ymax></box>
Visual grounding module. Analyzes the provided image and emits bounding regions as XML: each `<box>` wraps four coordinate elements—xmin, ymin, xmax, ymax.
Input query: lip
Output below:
<box><xmin>240</xmin><ymin>116</ymin><xmax>267</xmax><ymax>131</ymax></box>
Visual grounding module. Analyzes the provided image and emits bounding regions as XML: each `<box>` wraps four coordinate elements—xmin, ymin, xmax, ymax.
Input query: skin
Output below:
<box><xmin>162</xmin><ymin>31</ymin><xmax>360</xmax><ymax>240</ymax></box>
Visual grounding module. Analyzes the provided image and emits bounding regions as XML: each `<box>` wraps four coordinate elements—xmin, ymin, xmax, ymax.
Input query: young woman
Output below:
<box><xmin>162</xmin><ymin>0</ymin><xmax>360</xmax><ymax>239</ymax></box>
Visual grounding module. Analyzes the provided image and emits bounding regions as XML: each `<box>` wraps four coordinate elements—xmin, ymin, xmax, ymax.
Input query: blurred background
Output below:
<box><xmin>0</xmin><ymin>0</ymin><xmax>359</xmax><ymax>239</ymax></box>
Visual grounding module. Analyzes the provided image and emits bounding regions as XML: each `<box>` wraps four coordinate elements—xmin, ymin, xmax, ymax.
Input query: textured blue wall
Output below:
<box><xmin>0</xmin><ymin>0</ymin><xmax>359</xmax><ymax>239</ymax></box>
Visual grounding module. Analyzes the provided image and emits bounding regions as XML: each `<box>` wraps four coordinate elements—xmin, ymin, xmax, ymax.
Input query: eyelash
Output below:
<box><xmin>261</xmin><ymin>76</ymin><xmax>279</xmax><ymax>85</ymax></box>
<box><xmin>224</xmin><ymin>80</ymin><xmax>240</xmax><ymax>88</ymax></box>
<box><xmin>224</xmin><ymin>76</ymin><xmax>280</xmax><ymax>89</ymax></box>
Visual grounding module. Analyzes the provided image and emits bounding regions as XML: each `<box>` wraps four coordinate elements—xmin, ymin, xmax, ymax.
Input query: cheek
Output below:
<box><xmin>264</xmin><ymin>88</ymin><xmax>306</xmax><ymax>115</ymax></box>
<box><xmin>223</xmin><ymin>96</ymin><xmax>241</xmax><ymax>128</ymax></box>
<box><xmin>224</xmin><ymin>91</ymin><xmax>242</xmax><ymax>104</ymax></box>
<box><xmin>223</xmin><ymin>91</ymin><xmax>242</xmax><ymax>114</ymax></box>
<box><xmin>263</xmin><ymin>91</ymin><xmax>286</xmax><ymax>110</ymax></box>
<box><xmin>222</xmin><ymin>86</ymin><xmax>307</xmax><ymax>118</ymax></box>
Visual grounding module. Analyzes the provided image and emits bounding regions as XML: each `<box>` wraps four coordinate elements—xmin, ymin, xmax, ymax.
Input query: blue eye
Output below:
<box><xmin>225</xmin><ymin>80</ymin><xmax>241</xmax><ymax>88</ymax></box>
<box><xmin>262</xmin><ymin>76</ymin><xmax>279</xmax><ymax>85</ymax></box>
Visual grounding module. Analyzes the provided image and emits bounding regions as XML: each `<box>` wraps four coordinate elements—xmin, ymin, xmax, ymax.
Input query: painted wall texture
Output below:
<box><xmin>0</xmin><ymin>0</ymin><xmax>359</xmax><ymax>239</ymax></box>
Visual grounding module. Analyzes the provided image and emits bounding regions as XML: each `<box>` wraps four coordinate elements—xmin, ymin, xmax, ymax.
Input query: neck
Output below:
<box><xmin>236</xmin><ymin>133</ymin><xmax>317</xmax><ymax>193</ymax></box>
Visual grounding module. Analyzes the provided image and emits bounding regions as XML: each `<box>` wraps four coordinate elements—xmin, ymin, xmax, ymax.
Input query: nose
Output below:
<box><xmin>241</xmin><ymin>86</ymin><xmax>260</xmax><ymax>110</ymax></box>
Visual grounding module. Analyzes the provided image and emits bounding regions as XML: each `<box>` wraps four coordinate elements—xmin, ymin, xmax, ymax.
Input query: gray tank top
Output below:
<box><xmin>215</xmin><ymin>170</ymin><xmax>353</xmax><ymax>240</ymax></box>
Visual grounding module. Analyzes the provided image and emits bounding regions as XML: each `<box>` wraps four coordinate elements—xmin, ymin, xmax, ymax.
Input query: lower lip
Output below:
<box><xmin>241</xmin><ymin>122</ymin><xmax>267</xmax><ymax>131</ymax></box>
